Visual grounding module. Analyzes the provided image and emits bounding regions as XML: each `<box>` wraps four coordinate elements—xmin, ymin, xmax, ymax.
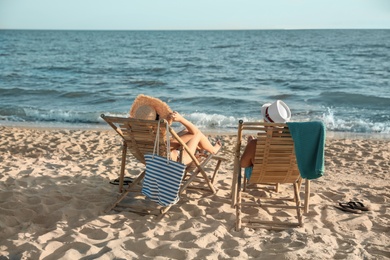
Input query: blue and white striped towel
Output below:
<box><xmin>142</xmin><ymin>154</ymin><xmax>186</xmax><ymax>207</ymax></box>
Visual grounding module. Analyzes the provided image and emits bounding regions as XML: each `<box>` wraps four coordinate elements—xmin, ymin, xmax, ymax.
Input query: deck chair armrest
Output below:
<box><xmin>101</xmin><ymin>114</ymin><xmax>125</xmax><ymax>138</ymax></box>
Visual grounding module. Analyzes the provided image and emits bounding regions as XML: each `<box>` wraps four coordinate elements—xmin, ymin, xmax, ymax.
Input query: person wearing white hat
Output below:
<box><xmin>240</xmin><ymin>100</ymin><xmax>292</xmax><ymax>178</ymax></box>
<box><xmin>130</xmin><ymin>94</ymin><xmax>221</xmax><ymax>165</ymax></box>
<box><xmin>261</xmin><ymin>100</ymin><xmax>291</xmax><ymax>123</ymax></box>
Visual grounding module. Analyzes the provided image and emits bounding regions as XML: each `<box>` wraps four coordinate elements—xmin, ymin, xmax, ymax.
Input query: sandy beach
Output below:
<box><xmin>0</xmin><ymin>125</ymin><xmax>389</xmax><ymax>259</ymax></box>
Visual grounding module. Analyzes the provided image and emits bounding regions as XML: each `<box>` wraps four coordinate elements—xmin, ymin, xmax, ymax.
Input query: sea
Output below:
<box><xmin>0</xmin><ymin>29</ymin><xmax>389</xmax><ymax>137</ymax></box>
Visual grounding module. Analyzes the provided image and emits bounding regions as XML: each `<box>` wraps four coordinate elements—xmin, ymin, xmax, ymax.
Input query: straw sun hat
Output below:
<box><xmin>261</xmin><ymin>100</ymin><xmax>291</xmax><ymax>123</ymax></box>
<box><xmin>129</xmin><ymin>94</ymin><xmax>173</xmax><ymax>124</ymax></box>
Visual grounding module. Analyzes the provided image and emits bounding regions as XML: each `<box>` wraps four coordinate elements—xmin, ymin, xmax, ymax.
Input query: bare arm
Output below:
<box><xmin>169</xmin><ymin>111</ymin><xmax>199</xmax><ymax>135</ymax></box>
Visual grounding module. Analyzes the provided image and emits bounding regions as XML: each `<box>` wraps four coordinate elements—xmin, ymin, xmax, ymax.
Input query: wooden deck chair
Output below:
<box><xmin>101</xmin><ymin>114</ymin><xmax>225</xmax><ymax>217</ymax></box>
<box><xmin>231</xmin><ymin>121</ymin><xmax>311</xmax><ymax>231</ymax></box>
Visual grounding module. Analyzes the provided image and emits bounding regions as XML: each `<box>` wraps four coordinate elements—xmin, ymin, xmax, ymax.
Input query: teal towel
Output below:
<box><xmin>287</xmin><ymin>121</ymin><xmax>326</xmax><ymax>180</ymax></box>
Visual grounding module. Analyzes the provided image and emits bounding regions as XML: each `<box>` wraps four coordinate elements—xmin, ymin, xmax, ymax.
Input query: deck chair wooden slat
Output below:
<box><xmin>101</xmin><ymin>114</ymin><xmax>225</xmax><ymax>218</ymax></box>
<box><xmin>232</xmin><ymin>120</ymin><xmax>311</xmax><ymax>230</ymax></box>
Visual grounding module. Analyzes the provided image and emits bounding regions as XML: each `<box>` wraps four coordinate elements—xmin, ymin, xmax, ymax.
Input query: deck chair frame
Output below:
<box><xmin>231</xmin><ymin>120</ymin><xmax>310</xmax><ymax>230</ymax></box>
<box><xmin>101</xmin><ymin>114</ymin><xmax>225</xmax><ymax>217</ymax></box>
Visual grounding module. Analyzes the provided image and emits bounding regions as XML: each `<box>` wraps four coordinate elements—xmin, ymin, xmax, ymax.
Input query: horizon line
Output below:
<box><xmin>1</xmin><ymin>28</ymin><xmax>389</xmax><ymax>31</ymax></box>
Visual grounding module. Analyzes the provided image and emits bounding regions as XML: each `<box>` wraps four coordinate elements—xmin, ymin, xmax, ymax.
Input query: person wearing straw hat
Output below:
<box><xmin>240</xmin><ymin>100</ymin><xmax>291</xmax><ymax>173</ymax></box>
<box><xmin>130</xmin><ymin>94</ymin><xmax>221</xmax><ymax>165</ymax></box>
<box><xmin>129</xmin><ymin>94</ymin><xmax>174</xmax><ymax>124</ymax></box>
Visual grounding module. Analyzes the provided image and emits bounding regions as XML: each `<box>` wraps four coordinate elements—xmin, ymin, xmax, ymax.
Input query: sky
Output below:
<box><xmin>0</xmin><ymin>0</ymin><xmax>389</xmax><ymax>30</ymax></box>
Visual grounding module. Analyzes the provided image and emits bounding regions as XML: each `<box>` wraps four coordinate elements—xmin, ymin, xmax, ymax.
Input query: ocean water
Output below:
<box><xmin>0</xmin><ymin>29</ymin><xmax>389</xmax><ymax>136</ymax></box>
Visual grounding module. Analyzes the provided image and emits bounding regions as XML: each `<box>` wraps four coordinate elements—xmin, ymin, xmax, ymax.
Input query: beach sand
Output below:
<box><xmin>0</xmin><ymin>126</ymin><xmax>389</xmax><ymax>259</ymax></box>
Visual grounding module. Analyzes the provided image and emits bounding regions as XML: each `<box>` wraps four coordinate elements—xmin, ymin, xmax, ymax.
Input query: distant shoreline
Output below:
<box><xmin>1</xmin><ymin>121</ymin><xmax>389</xmax><ymax>140</ymax></box>
<box><xmin>1</xmin><ymin>28</ymin><xmax>389</xmax><ymax>32</ymax></box>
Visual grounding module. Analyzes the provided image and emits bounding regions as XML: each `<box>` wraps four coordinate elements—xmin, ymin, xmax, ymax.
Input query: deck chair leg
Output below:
<box><xmin>179</xmin><ymin>171</ymin><xmax>198</xmax><ymax>195</ymax></box>
<box><xmin>231</xmin><ymin>179</ymin><xmax>236</xmax><ymax>208</ymax></box>
<box><xmin>105</xmin><ymin>171</ymin><xmax>146</xmax><ymax>213</ymax></box>
<box><xmin>293</xmin><ymin>182</ymin><xmax>303</xmax><ymax>226</ymax></box>
<box><xmin>304</xmin><ymin>179</ymin><xmax>310</xmax><ymax>214</ymax></box>
<box><xmin>197</xmin><ymin>154</ymin><xmax>220</xmax><ymax>186</ymax></box>
<box><xmin>231</xmin><ymin>168</ymin><xmax>241</xmax><ymax>208</ymax></box>
<box><xmin>211</xmin><ymin>159</ymin><xmax>222</xmax><ymax>184</ymax></box>
<box><xmin>180</xmin><ymin>167</ymin><xmax>217</xmax><ymax>195</ymax></box>
<box><xmin>235</xmin><ymin>179</ymin><xmax>242</xmax><ymax>231</ymax></box>
<box><xmin>243</xmin><ymin>175</ymin><xmax>247</xmax><ymax>192</ymax></box>
<box><xmin>125</xmin><ymin>170</ymin><xmax>145</xmax><ymax>191</ymax></box>
<box><xmin>199</xmin><ymin>168</ymin><xmax>217</xmax><ymax>194</ymax></box>
<box><xmin>275</xmin><ymin>183</ymin><xmax>280</xmax><ymax>192</ymax></box>
<box><xmin>156</xmin><ymin>205</ymin><xmax>172</xmax><ymax>220</ymax></box>
<box><xmin>105</xmin><ymin>189</ymin><xmax>131</xmax><ymax>213</ymax></box>
<box><xmin>119</xmin><ymin>141</ymin><xmax>128</xmax><ymax>193</ymax></box>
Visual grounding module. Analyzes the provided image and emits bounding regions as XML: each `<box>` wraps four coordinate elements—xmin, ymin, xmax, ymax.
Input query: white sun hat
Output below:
<box><xmin>261</xmin><ymin>100</ymin><xmax>291</xmax><ymax>123</ymax></box>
